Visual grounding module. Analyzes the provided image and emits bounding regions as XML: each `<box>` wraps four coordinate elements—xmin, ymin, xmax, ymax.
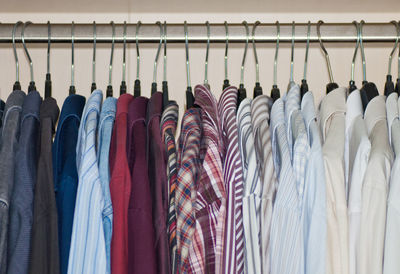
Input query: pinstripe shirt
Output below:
<box><xmin>250</xmin><ymin>94</ymin><xmax>277</xmax><ymax>274</ymax></box>
<box><xmin>237</xmin><ymin>98</ymin><xmax>262</xmax><ymax>274</ymax></box>
<box><xmin>67</xmin><ymin>90</ymin><xmax>107</xmax><ymax>274</ymax></box>
<box><xmin>218</xmin><ymin>86</ymin><xmax>244</xmax><ymax>274</ymax></box>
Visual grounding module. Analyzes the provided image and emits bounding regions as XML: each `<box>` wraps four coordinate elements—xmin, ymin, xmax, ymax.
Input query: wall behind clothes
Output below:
<box><xmin>0</xmin><ymin>10</ymin><xmax>399</xmax><ymax>126</ymax></box>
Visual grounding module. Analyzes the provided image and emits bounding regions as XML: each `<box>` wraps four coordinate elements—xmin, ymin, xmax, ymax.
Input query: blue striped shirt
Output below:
<box><xmin>67</xmin><ymin>90</ymin><xmax>107</xmax><ymax>274</ymax></box>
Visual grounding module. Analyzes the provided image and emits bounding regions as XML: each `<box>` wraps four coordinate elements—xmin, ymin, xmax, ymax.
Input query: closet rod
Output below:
<box><xmin>0</xmin><ymin>22</ymin><xmax>398</xmax><ymax>43</ymax></box>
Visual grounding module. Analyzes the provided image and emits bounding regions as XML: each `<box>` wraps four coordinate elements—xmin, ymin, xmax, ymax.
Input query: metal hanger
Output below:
<box><xmin>271</xmin><ymin>21</ymin><xmax>281</xmax><ymax>102</ymax></box>
<box><xmin>106</xmin><ymin>21</ymin><xmax>115</xmax><ymax>98</ymax></box>
<box><xmin>162</xmin><ymin>21</ymin><xmax>171</xmax><ymax>110</ymax></box>
<box><xmin>12</xmin><ymin>21</ymin><xmax>23</xmax><ymax>91</ymax></box>
<box><xmin>222</xmin><ymin>21</ymin><xmax>230</xmax><ymax>90</ymax></box>
<box><xmin>348</xmin><ymin>21</ymin><xmax>360</xmax><ymax>93</ymax></box>
<box><xmin>134</xmin><ymin>21</ymin><xmax>141</xmax><ymax>97</ymax></box>
<box><xmin>151</xmin><ymin>21</ymin><xmax>163</xmax><ymax>95</ymax></box>
<box><xmin>252</xmin><ymin>21</ymin><xmax>262</xmax><ymax>98</ymax></box>
<box><xmin>289</xmin><ymin>21</ymin><xmax>295</xmax><ymax>85</ymax></box>
<box><xmin>22</xmin><ymin>21</ymin><xmax>36</xmax><ymax>92</ymax></box>
<box><xmin>45</xmin><ymin>21</ymin><xmax>52</xmax><ymax>98</ymax></box>
<box><xmin>317</xmin><ymin>20</ymin><xmax>339</xmax><ymax>93</ymax></box>
<box><xmin>184</xmin><ymin>21</ymin><xmax>194</xmax><ymax>109</ymax></box>
<box><xmin>120</xmin><ymin>21</ymin><xmax>127</xmax><ymax>95</ymax></box>
<box><xmin>384</xmin><ymin>21</ymin><xmax>399</xmax><ymax>96</ymax></box>
<box><xmin>237</xmin><ymin>20</ymin><xmax>249</xmax><ymax>107</ymax></box>
<box><xmin>300</xmin><ymin>21</ymin><xmax>311</xmax><ymax>99</ymax></box>
<box><xmin>91</xmin><ymin>21</ymin><xmax>97</xmax><ymax>92</ymax></box>
<box><xmin>204</xmin><ymin>21</ymin><xmax>210</xmax><ymax>89</ymax></box>
<box><xmin>69</xmin><ymin>21</ymin><xmax>76</xmax><ymax>95</ymax></box>
<box><xmin>359</xmin><ymin>20</ymin><xmax>379</xmax><ymax>110</ymax></box>
<box><xmin>395</xmin><ymin>20</ymin><xmax>400</xmax><ymax>94</ymax></box>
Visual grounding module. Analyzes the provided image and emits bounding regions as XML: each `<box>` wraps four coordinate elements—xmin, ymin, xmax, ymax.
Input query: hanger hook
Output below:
<box><xmin>136</xmin><ymin>21</ymin><xmax>141</xmax><ymax>80</ymax></box>
<box><xmin>22</xmin><ymin>21</ymin><xmax>34</xmax><ymax>83</ymax></box>
<box><xmin>108</xmin><ymin>21</ymin><xmax>115</xmax><ymax>86</ymax></box>
<box><xmin>13</xmin><ymin>21</ymin><xmax>23</xmax><ymax>83</ymax></box>
<box><xmin>388</xmin><ymin>21</ymin><xmax>399</xmax><ymax>76</ymax></box>
<box><xmin>252</xmin><ymin>21</ymin><xmax>260</xmax><ymax>84</ymax></box>
<box><xmin>303</xmin><ymin>21</ymin><xmax>311</xmax><ymax>80</ymax></box>
<box><xmin>153</xmin><ymin>21</ymin><xmax>163</xmax><ymax>84</ymax></box>
<box><xmin>47</xmin><ymin>21</ymin><xmax>51</xmax><ymax>74</ymax></box>
<box><xmin>290</xmin><ymin>21</ymin><xmax>295</xmax><ymax>83</ymax></box>
<box><xmin>397</xmin><ymin>20</ymin><xmax>400</xmax><ymax>79</ymax></box>
<box><xmin>351</xmin><ymin>21</ymin><xmax>360</xmax><ymax>82</ymax></box>
<box><xmin>92</xmin><ymin>21</ymin><xmax>96</xmax><ymax>85</ymax></box>
<box><xmin>204</xmin><ymin>21</ymin><xmax>210</xmax><ymax>85</ymax></box>
<box><xmin>240</xmin><ymin>21</ymin><xmax>249</xmax><ymax>85</ymax></box>
<box><xmin>317</xmin><ymin>20</ymin><xmax>334</xmax><ymax>83</ymax></box>
<box><xmin>273</xmin><ymin>21</ymin><xmax>280</xmax><ymax>86</ymax></box>
<box><xmin>184</xmin><ymin>21</ymin><xmax>191</xmax><ymax>89</ymax></box>
<box><xmin>71</xmin><ymin>21</ymin><xmax>75</xmax><ymax>87</ymax></box>
<box><xmin>122</xmin><ymin>21</ymin><xmax>127</xmax><ymax>82</ymax></box>
<box><xmin>163</xmin><ymin>21</ymin><xmax>167</xmax><ymax>82</ymax></box>
<box><xmin>359</xmin><ymin>20</ymin><xmax>366</xmax><ymax>82</ymax></box>
<box><xmin>224</xmin><ymin>21</ymin><xmax>229</xmax><ymax>81</ymax></box>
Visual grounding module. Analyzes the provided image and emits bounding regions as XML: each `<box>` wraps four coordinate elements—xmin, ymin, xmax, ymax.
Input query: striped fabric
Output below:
<box><xmin>175</xmin><ymin>107</ymin><xmax>202</xmax><ymax>273</ymax></box>
<box><xmin>250</xmin><ymin>94</ymin><xmax>277</xmax><ymax>274</ymax></box>
<box><xmin>67</xmin><ymin>90</ymin><xmax>107</xmax><ymax>274</ymax></box>
<box><xmin>188</xmin><ymin>84</ymin><xmax>226</xmax><ymax>274</ymax></box>
<box><xmin>270</xmin><ymin>98</ymin><xmax>304</xmax><ymax>274</ymax></box>
<box><xmin>161</xmin><ymin>102</ymin><xmax>179</xmax><ymax>273</ymax></box>
<box><xmin>237</xmin><ymin>98</ymin><xmax>262</xmax><ymax>274</ymax></box>
<box><xmin>217</xmin><ymin>86</ymin><xmax>245</xmax><ymax>274</ymax></box>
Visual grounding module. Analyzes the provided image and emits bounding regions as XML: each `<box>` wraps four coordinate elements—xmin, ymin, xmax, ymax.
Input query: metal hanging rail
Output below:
<box><xmin>0</xmin><ymin>22</ymin><xmax>398</xmax><ymax>43</ymax></box>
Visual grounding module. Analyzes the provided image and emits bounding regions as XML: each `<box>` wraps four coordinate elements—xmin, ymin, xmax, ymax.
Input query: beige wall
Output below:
<box><xmin>0</xmin><ymin>9</ymin><xmax>399</xmax><ymax>120</ymax></box>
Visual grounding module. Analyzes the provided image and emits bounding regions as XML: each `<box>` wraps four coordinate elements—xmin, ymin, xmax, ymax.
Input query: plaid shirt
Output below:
<box><xmin>161</xmin><ymin>102</ymin><xmax>179</xmax><ymax>273</ymax></box>
<box><xmin>176</xmin><ymin>107</ymin><xmax>202</xmax><ymax>273</ymax></box>
<box><xmin>217</xmin><ymin>86</ymin><xmax>245</xmax><ymax>274</ymax></box>
<box><xmin>188</xmin><ymin>85</ymin><xmax>226</xmax><ymax>274</ymax></box>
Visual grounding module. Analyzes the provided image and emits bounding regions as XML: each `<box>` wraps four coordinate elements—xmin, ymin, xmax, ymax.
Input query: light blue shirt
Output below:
<box><xmin>97</xmin><ymin>96</ymin><xmax>117</xmax><ymax>274</ymax></box>
<box><xmin>301</xmin><ymin>91</ymin><xmax>327</xmax><ymax>274</ymax></box>
<box><xmin>68</xmin><ymin>90</ymin><xmax>107</xmax><ymax>274</ymax></box>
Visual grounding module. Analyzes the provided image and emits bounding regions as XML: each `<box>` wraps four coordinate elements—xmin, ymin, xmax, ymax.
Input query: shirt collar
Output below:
<box><xmin>116</xmin><ymin>93</ymin><xmax>133</xmax><ymax>117</ymax></box>
<box><xmin>285</xmin><ymin>83</ymin><xmax>301</xmax><ymax>123</ymax></box>
<box><xmin>319</xmin><ymin>87</ymin><xmax>346</xmax><ymax>138</ymax></box>
<box><xmin>386</xmin><ymin>92</ymin><xmax>399</xmax><ymax>145</ymax></box>
<box><xmin>146</xmin><ymin>91</ymin><xmax>162</xmax><ymax>122</ymax></box>
<box><xmin>270</xmin><ymin>97</ymin><xmax>285</xmax><ymax>133</ymax></box>
<box><xmin>346</xmin><ymin>89</ymin><xmax>363</xmax><ymax>129</ymax></box>
<box><xmin>58</xmin><ymin>93</ymin><xmax>86</xmax><ymax>126</ymax></box>
<box><xmin>251</xmin><ymin>94</ymin><xmax>272</xmax><ymax>127</ymax></box>
<box><xmin>301</xmin><ymin>91</ymin><xmax>317</xmax><ymax>128</ymax></box>
<box><xmin>21</xmin><ymin>90</ymin><xmax>42</xmax><ymax>119</ymax></box>
<box><xmin>364</xmin><ymin>95</ymin><xmax>386</xmax><ymax>135</ymax></box>
<box><xmin>128</xmin><ymin>96</ymin><xmax>148</xmax><ymax>124</ymax></box>
<box><xmin>40</xmin><ymin>97</ymin><xmax>60</xmax><ymax>132</ymax></box>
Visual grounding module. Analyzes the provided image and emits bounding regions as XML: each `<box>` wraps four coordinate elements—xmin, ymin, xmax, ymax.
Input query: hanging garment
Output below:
<box><xmin>29</xmin><ymin>96</ymin><xmax>60</xmax><ymax>274</ymax></box>
<box><xmin>301</xmin><ymin>91</ymin><xmax>327</xmax><ymax>274</ymax></box>
<box><xmin>188</xmin><ymin>84</ymin><xmax>225</xmax><ymax>274</ymax></box>
<box><xmin>175</xmin><ymin>107</ymin><xmax>202</xmax><ymax>273</ymax></box>
<box><xmin>237</xmin><ymin>97</ymin><xmax>262</xmax><ymax>274</ymax></box>
<box><xmin>161</xmin><ymin>102</ymin><xmax>179</xmax><ymax>274</ymax></box>
<box><xmin>319</xmin><ymin>87</ymin><xmax>348</xmax><ymax>274</ymax></box>
<box><xmin>345</xmin><ymin>89</ymin><xmax>370</xmax><ymax>274</ymax></box>
<box><xmin>8</xmin><ymin>90</ymin><xmax>42</xmax><ymax>274</ymax></box>
<box><xmin>218</xmin><ymin>86</ymin><xmax>244</xmax><ymax>274</ymax></box>
<box><xmin>358</xmin><ymin>95</ymin><xmax>393</xmax><ymax>274</ymax></box>
<box><xmin>269</xmin><ymin>86</ymin><xmax>305</xmax><ymax>274</ymax></box>
<box><xmin>67</xmin><ymin>90</ymin><xmax>106</xmax><ymax>274</ymax></box>
<box><xmin>147</xmin><ymin>92</ymin><xmax>170</xmax><ymax>274</ymax></box>
<box><xmin>0</xmin><ymin>90</ymin><xmax>26</xmax><ymax>274</ymax></box>
<box><xmin>250</xmin><ymin>94</ymin><xmax>276</xmax><ymax>274</ymax></box>
<box><xmin>97</xmin><ymin>96</ymin><xmax>117</xmax><ymax>274</ymax></box>
<box><xmin>127</xmin><ymin>96</ymin><xmax>157</xmax><ymax>274</ymax></box>
<box><xmin>0</xmin><ymin>99</ymin><xmax>6</xmax><ymax>136</ymax></box>
<box><xmin>109</xmin><ymin>93</ymin><xmax>133</xmax><ymax>274</ymax></box>
<box><xmin>383</xmin><ymin>92</ymin><xmax>400</xmax><ymax>274</ymax></box>
<box><xmin>53</xmin><ymin>93</ymin><xmax>85</xmax><ymax>274</ymax></box>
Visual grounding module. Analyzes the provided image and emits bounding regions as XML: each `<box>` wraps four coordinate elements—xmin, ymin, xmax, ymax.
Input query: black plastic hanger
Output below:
<box><xmin>12</xmin><ymin>21</ymin><xmax>23</xmax><ymax>91</ymax></box>
<box><xmin>134</xmin><ymin>21</ymin><xmax>141</xmax><ymax>98</ymax></box>
<box><xmin>317</xmin><ymin>20</ymin><xmax>339</xmax><ymax>94</ymax></box>
<box><xmin>204</xmin><ymin>21</ymin><xmax>211</xmax><ymax>90</ymax></box>
<box><xmin>300</xmin><ymin>21</ymin><xmax>311</xmax><ymax>99</ymax></box>
<box><xmin>271</xmin><ymin>21</ymin><xmax>280</xmax><ymax>102</ymax></box>
<box><xmin>69</xmin><ymin>21</ymin><xmax>76</xmax><ymax>95</ymax></box>
<box><xmin>22</xmin><ymin>21</ymin><xmax>36</xmax><ymax>93</ymax></box>
<box><xmin>252</xmin><ymin>21</ymin><xmax>263</xmax><ymax>98</ymax></box>
<box><xmin>120</xmin><ymin>21</ymin><xmax>127</xmax><ymax>95</ymax></box>
<box><xmin>384</xmin><ymin>21</ymin><xmax>399</xmax><ymax>96</ymax></box>
<box><xmin>184</xmin><ymin>21</ymin><xmax>194</xmax><ymax>109</ymax></box>
<box><xmin>106</xmin><ymin>21</ymin><xmax>115</xmax><ymax>98</ymax></box>
<box><xmin>162</xmin><ymin>21</ymin><xmax>171</xmax><ymax>111</ymax></box>
<box><xmin>359</xmin><ymin>20</ymin><xmax>379</xmax><ymax>111</ymax></box>
<box><xmin>223</xmin><ymin>21</ymin><xmax>230</xmax><ymax>90</ymax></box>
<box><xmin>91</xmin><ymin>21</ymin><xmax>97</xmax><ymax>93</ymax></box>
<box><xmin>151</xmin><ymin>22</ymin><xmax>163</xmax><ymax>95</ymax></box>
<box><xmin>45</xmin><ymin>21</ymin><xmax>52</xmax><ymax>98</ymax></box>
<box><xmin>237</xmin><ymin>21</ymin><xmax>249</xmax><ymax>107</ymax></box>
<box><xmin>348</xmin><ymin>21</ymin><xmax>360</xmax><ymax>93</ymax></box>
